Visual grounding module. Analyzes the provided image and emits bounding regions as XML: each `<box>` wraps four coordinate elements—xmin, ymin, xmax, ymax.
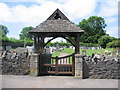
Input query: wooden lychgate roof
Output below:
<box><xmin>29</xmin><ymin>9</ymin><xmax>84</xmax><ymax>35</ymax></box>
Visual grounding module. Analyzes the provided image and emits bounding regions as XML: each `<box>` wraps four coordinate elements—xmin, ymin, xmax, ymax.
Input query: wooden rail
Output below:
<box><xmin>41</xmin><ymin>53</ymin><xmax>75</xmax><ymax>75</ymax></box>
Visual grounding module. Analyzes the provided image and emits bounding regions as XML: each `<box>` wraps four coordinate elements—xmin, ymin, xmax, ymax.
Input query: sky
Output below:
<box><xmin>0</xmin><ymin>0</ymin><xmax>119</xmax><ymax>42</ymax></box>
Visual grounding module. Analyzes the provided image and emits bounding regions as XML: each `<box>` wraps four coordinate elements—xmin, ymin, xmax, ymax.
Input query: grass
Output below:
<box><xmin>52</xmin><ymin>48</ymin><xmax>114</xmax><ymax>57</ymax></box>
<box><xmin>52</xmin><ymin>48</ymin><xmax>74</xmax><ymax>57</ymax></box>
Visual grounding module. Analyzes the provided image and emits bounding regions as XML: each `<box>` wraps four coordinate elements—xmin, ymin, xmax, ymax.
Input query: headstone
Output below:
<box><xmin>6</xmin><ymin>46</ymin><xmax>12</xmax><ymax>51</ymax></box>
<box><xmin>82</xmin><ymin>50</ymin><xmax>86</xmax><ymax>56</ymax></box>
<box><xmin>26</xmin><ymin>46</ymin><xmax>34</xmax><ymax>54</ymax></box>
<box><xmin>45</xmin><ymin>48</ymin><xmax>51</xmax><ymax>54</ymax></box>
<box><xmin>0</xmin><ymin>46</ymin><xmax>3</xmax><ymax>51</ymax></box>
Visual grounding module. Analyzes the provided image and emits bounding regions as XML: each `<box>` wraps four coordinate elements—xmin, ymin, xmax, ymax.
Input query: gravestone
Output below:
<box><xmin>0</xmin><ymin>46</ymin><xmax>3</xmax><ymax>51</ymax></box>
<box><xmin>82</xmin><ymin>50</ymin><xmax>86</xmax><ymax>56</ymax></box>
<box><xmin>45</xmin><ymin>48</ymin><xmax>52</xmax><ymax>54</ymax></box>
<box><xmin>6</xmin><ymin>46</ymin><xmax>12</xmax><ymax>51</ymax></box>
<box><xmin>26</xmin><ymin>46</ymin><xmax>34</xmax><ymax>55</ymax></box>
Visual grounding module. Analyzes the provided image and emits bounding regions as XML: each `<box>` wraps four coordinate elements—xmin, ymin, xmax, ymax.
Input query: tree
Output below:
<box><xmin>0</xmin><ymin>25</ymin><xmax>9</xmax><ymax>37</ymax></box>
<box><xmin>19</xmin><ymin>26</ymin><xmax>34</xmax><ymax>40</ymax></box>
<box><xmin>78</xmin><ymin>16</ymin><xmax>106</xmax><ymax>44</ymax></box>
<box><xmin>98</xmin><ymin>35</ymin><xmax>113</xmax><ymax>48</ymax></box>
<box><xmin>107</xmin><ymin>40</ymin><xmax>120</xmax><ymax>48</ymax></box>
<box><xmin>19</xmin><ymin>26</ymin><xmax>34</xmax><ymax>47</ymax></box>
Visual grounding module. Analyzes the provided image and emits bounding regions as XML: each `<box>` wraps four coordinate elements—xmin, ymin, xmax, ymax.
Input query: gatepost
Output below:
<box><xmin>30</xmin><ymin>53</ymin><xmax>39</xmax><ymax>76</ymax></box>
<box><xmin>75</xmin><ymin>54</ymin><xmax>83</xmax><ymax>79</ymax></box>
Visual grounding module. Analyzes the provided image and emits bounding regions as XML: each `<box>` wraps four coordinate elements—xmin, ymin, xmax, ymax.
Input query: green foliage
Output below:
<box><xmin>80</xmin><ymin>42</ymin><xmax>99</xmax><ymax>46</ymax></box>
<box><xmin>1</xmin><ymin>37</ymin><xmax>33</xmax><ymax>48</ymax></box>
<box><xmin>19</xmin><ymin>26</ymin><xmax>34</xmax><ymax>40</ymax></box>
<box><xmin>46</xmin><ymin>42</ymin><xmax>71</xmax><ymax>47</ymax></box>
<box><xmin>0</xmin><ymin>24</ymin><xmax>9</xmax><ymax>37</ymax></box>
<box><xmin>78</xmin><ymin>16</ymin><xmax>106</xmax><ymax>44</ymax></box>
<box><xmin>98</xmin><ymin>35</ymin><xmax>114</xmax><ymax>48</ymax></box>
<box><xmin>107</xmin><ymin>40</ymin><xmax>120</xmax><ymax>48</ymax></box>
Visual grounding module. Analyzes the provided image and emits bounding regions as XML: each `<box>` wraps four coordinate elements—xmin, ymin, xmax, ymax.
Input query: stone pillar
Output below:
<box><xmin>30</xmin><ymin>53</ymin><xmax>39</xmax><ymax>76</ymax></box>
<box><xmin>75</xmin><ymin>54</ymin><xmax>83</xmax><ymax>79</ymax></box>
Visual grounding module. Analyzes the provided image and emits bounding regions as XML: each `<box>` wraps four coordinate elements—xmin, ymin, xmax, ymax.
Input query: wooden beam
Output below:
<box><xmin>43</xmin><ymin>37</ymin><xmax>57</xmax><ymax>47</ymax></box>
<box><xmin>61</xmin><ymin>37</ymin><xmax>75</xmax><ymax>47</ymax></box>
<box><xmin>75</xmin><ymin>34</ymin><xmax>80</xmax><ymax>54</ymax></box>
<box><xmin>34</xmin><ymin>36</ymin><xmax>37</xmax><ymax>53</ymax></box>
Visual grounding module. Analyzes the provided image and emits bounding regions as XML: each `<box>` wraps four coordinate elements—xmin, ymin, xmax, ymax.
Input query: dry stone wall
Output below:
<box><xmin>1</xmin><ymin>51</ymin><xmax>30</xmax><ymax>75</ymax></box>
<box><xmin>83</xmin><ymin>55</ymin><xmax>120</xmax><ymax>79</ymax></box>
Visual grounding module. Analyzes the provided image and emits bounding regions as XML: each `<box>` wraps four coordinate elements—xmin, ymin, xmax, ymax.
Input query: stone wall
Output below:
<box><xmin>83</xmin><ymin>56</ymin><xmax>120</xmax><ymax>79</ymax></box>
<box><xmin>1</xmin><ymin>51</ymin><xmax>30</xmax><ymax>75</ymax></box>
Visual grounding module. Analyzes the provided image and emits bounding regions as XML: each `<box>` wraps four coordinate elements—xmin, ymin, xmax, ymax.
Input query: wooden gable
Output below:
<box><xmin>47</xmin><ymin>8</ymin><xmax>69</xmax><ymax>20</ymax></box>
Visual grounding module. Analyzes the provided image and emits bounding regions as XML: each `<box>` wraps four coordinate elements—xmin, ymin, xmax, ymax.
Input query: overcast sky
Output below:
<box><xmin>0</xmin><ymin>0</ymin><xmax>119</xmax><ymax>42</ymax></box>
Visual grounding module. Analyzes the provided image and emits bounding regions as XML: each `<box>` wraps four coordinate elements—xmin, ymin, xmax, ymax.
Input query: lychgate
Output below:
<box><xmin>29</xmin><ymin>9</ymin><xmax>84</xmax><ymax>77</ymax></box>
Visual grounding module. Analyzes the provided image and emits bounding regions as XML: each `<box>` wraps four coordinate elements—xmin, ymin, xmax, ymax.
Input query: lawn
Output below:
<box><xmin>52</xmin><ymin>48</ymin><xmax>114</xmax><ymax>57</ymax></box>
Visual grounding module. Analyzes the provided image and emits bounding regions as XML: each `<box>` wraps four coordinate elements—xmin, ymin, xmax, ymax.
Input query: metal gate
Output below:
<box><xmin>40</xmin><ymin>53</ymin><xmax>75</xmax><ymax>75</ymax></box>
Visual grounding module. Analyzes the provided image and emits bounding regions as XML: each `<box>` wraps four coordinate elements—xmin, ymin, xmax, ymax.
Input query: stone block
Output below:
<box><xmin>75</xmin><ymin>64</ymin><xmax>82</xmax><ymax>69</ymax></box>
<box><xmin>75</xmin><ymin>54</ymin><xmax>83</xmax><ymax>78</ymax></box>
<box><xmin>16</xmin><ymin>47</ymin><xmax>28</xmax><ymax>53</ymax></box>
<box><xmin>30</xmin><ymin>67</ymin><xmax>39</xmax><ymax>76</ymax></box>
<box><xmin>29</xmin><ymin>53</ymin><xmax>40</xmax><ymax>76</ymax></box>
<box><xmin>30</xmin><ymin>62</ymin><xmax>38</xmax><ymax>68</ymax></box>
<box><xmin>2</xmin><ymin>51</ymin><xmax>7</xmax><ymax>58</ymax></box>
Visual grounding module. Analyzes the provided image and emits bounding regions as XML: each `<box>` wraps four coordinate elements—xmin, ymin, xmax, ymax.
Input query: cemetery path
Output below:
<box><xmin>1</xmin><ymin>75</ymin><xmax>119</xmax><ymax>88</ymax></box>
<box><xmin>58</xmin><ymin>53</ymin><xmax>68</xmax><ymax>57</ymax></box>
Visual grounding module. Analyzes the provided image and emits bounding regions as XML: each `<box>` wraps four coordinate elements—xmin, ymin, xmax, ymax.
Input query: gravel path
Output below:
<box><xmin>1</xmin><ymin>75</ymin><xmax>119</xmax><ymax>88</ymax></box>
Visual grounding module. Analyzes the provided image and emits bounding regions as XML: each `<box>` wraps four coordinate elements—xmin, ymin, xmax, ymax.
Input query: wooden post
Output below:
<box><xmin>38</xmin><ymin>37</ymin><xmax>45</xmax><ymax>54</ymax></box>
<box><xmin>55</xmin><ymin>56</ymin><xmax>58</xmax><ymax>75</ymax></box>
<box><xmin>72</xmin><ymin>54</ymin><xmax>75</xmax><ymax>75</ymax></box>
<box><xmin>34</xmin><ymin>36</ymin><xmax>39</xmax><ymax>53</ymax></box>
<box><xmin>75</xmin><ymin>34</ymin><xmax>80</xmax><ymax>54</ymax></box>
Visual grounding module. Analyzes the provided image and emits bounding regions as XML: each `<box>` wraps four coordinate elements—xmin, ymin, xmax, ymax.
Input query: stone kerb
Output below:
<box><xmin>30</xmin><ymin>53</ymin><xmax>39</xmax><ymax>76</ymax></box>
<box><xmin>75</xmin><ymin>54</ymin><xmax>83</xmax><ymax>79</ymax></box>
